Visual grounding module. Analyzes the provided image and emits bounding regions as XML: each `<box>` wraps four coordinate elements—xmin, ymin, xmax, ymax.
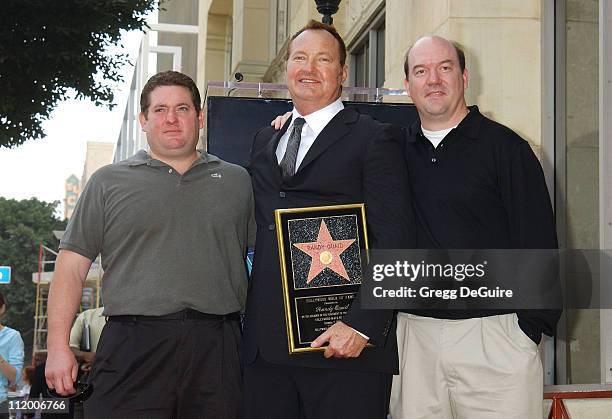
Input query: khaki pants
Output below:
<box><xmin>390</xmin><ymin>313</ymin><xmax>542</xmax><ymax>419</ymax></box>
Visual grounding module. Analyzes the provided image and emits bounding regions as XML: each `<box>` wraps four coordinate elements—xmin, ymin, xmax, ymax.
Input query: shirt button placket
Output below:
<box><xmin>429</xmin><ymin>145</ymin><xmax>438</xmax><ymax>165</ymax></box>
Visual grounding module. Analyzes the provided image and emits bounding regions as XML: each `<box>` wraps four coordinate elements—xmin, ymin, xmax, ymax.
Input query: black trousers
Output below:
<box><xmin>84</xmin><ymin>311</ymin><xmax>241</xmax><ymax>419</ymax></box>
<box><xmin>243</xmin><ymin>355</ymin><xmax>392</xmax><ymax>419</ymax></box>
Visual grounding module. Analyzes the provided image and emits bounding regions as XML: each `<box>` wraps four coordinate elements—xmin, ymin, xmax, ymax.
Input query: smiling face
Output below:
<box><xmin>404</xmin><ymin>36</ymin><xmax>469</xmax><ymax>130</ymax></box>
<box><xmin>286</xmin><ymin>29</ymin><xmax>347</xmax><ymax>116</ymax></box>
<box><xmin>139</xmin><ymin>85</ymin><xmax>203</xmax><ymax>162</ymax></box>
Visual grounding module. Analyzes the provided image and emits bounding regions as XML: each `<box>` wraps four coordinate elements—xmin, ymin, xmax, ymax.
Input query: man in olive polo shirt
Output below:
<box><xmin>45</xmin><ymin>71</ymin><xmax>255</xmax><ymax>419</ymax></box>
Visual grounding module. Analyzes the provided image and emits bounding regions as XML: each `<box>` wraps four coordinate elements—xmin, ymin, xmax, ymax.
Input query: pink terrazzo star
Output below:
<box><xmin>293</xmin><ymin>220</ymin><xmax>356</xmax><ymax>284</ymax></box>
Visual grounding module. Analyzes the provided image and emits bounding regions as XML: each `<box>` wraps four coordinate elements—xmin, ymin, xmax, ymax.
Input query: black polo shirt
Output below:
<box><xmin>404</xmin><ymin>106</ymin><xmax>560</xmax><ymax>341</ymax></box>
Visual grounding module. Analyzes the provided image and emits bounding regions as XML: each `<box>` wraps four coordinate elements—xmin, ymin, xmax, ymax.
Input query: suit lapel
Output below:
<box><xmin>296</xmin><ymin>107</ymin><xmax>358</xmax><ymax>174</ymax></box>
<box><xmin>264</xmin><ymin>116</ymin><xmax>293</xmax><ymax>178</ymax></box>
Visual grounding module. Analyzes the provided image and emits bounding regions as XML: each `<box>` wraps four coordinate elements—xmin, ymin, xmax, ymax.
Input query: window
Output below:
<box><xmin>349</xmin><ymin>11</ymin><xmax>385</xmax><ymax>88</ymax></box>
<box><xmin>547</xmin><ymin>0</ymin><xmax>612</xmax><ymax>386</ymax></box>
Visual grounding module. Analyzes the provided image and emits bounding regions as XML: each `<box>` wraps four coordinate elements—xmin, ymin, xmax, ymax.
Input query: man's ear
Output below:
<box><xmin>462</xmin><ymin>67</ymin><xmax>469</xmax><ymax>90</ymax></box>
<box><xmin>403</xmin><ymin>78</ymin><xmax>411</xmax><ymax>98</ymax></box>
<box><xmin>198</xmin><ymin>109</ymin><xmax>204</xmax><ymax>129</ymax></box>
<box><xmin>139</xmin><ymin>112</ymin><xmax>147</xmax><ymax>129</ymax></box>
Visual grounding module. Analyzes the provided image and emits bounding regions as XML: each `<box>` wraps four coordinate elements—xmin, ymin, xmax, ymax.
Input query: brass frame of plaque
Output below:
<box><xmin>275</xmin><ymin>204</ymin><xmax>369</xmax><ymax>354</ymax></box>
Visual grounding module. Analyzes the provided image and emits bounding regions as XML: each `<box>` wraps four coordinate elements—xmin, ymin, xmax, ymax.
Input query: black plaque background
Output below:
<box><xmin>275</xmin><ymin>204</ymin><xmax>368</xmax><ymax>353</ymax></box>
<box><xmin>294</xmin><ymin>293</ymin><xmax>355</xmax><ymax>344</ymax></box>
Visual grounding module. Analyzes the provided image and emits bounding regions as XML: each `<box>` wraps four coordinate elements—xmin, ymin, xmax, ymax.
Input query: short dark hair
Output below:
<box><xmin>0</xmin><ymin>291</ymin><xmax>5</xmax><ymax>310</ymax></box>
<box><xmin>140</xmin><ymin>71</ymin><xmax>201</xmax><ymax>116</ymax></box>
<box><xmin>403</xmin><ymin>38</ymin><xmax>466</xmax><ymax>79</ymax></box>
<box><xmin>285</xmin><ymin>20</ymin><xmax>347</xmax><ymax>67</ymax></box>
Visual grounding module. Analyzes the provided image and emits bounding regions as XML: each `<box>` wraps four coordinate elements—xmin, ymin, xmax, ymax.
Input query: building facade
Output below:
<box><xmin>81</xmin><ymin>141</ymin><xmax>114</xmax><ymax>188</ymax></box>
<box><xmin>64</xmin><ymin>174</ymin><xmax>80</xmax><ymax>220</ymax></box>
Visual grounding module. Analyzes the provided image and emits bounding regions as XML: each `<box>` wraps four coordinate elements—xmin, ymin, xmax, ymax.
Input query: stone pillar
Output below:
<box><xmin>231</xmin><ymin>0</ymin><xmax>271</xmax><ymax>81</ymax></box>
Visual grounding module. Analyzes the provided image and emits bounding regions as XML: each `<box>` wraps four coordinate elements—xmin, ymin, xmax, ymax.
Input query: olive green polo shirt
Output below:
<box><xmin>60</xmin><ymin>150</ymin><xmax>255</xmax><ymax>316</ymax></box>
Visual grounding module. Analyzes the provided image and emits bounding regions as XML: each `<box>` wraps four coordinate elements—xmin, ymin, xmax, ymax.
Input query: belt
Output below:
<box><xmin>107</xmin><ymin>308</ymin><xmax>241</xmax><ymax>322</ymax></box>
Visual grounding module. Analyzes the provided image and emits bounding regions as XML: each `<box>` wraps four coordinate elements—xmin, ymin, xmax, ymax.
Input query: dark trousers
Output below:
<box><xmin>243</xmin><ymin>355</ymin><xmax>392</xmax><ymax>419</ymax></box>
<box><xmin>84</xmin><ymin>312</ymin><xmax>241</xmax><ymax>419</ymax></box>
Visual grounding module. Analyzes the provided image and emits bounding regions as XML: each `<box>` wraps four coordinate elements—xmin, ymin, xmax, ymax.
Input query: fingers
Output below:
<box><xmin>314</xmin><ymin>322</ymin><xmax>368</xmax><ymax>359</ymax></box>
<box><xmin>62</xmin><ymin>372</ymin><xmax>76</xmax><ymax>395</ymax></box>
<box><xmin>311</xmin><ymin>322</ymin><xmax>367</xmax><ymax>358</ymax></box>
<box><xmin>270</xmin><ymin>112</ymin><xmax>292</xmax><ymax>130</ymax></box>
<box><xmin>45</xmin><ymin>374</ymin><xmax>61</xmax><ymax>395</ymax></box>
<box><xmin>45</xmin><ymin>350</ymin><xmax>78</xmax><ymax>396</ymax></box>
<box><xmin>47</xmin><ymin>373</ymin><xmax>76</xmax><ymax>396</ymax></box>
<box><xmin>71</xmin><ymin>362</ymin><xmax>78</xmax><ymax>383</ymax></box>
<box><xmin>311</xmin><ymin>329</ymin><xmax>331</xmax><ymax>348</ymax></box>
<box><xmin>324</xmin><ymin>346</ymin><xmax>334</xmax><ymax>358</ymax></box>
<box><xmin>271</xmin><ymin>116</ymin><xmax>283</xmax><ymax>130</ymax></box>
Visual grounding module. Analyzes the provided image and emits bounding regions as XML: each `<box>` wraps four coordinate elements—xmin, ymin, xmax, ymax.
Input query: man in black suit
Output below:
<box><xmin>243</xmin><ymin>20</ymin><xmax>414</xmax><ymax>419</ymax></box>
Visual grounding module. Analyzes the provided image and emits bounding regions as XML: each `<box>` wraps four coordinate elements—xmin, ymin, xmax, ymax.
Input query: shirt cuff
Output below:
<box><xmin>350</xmin><ymin>327</ymin><xmax>369</xmax><ymax>341</ymax></box>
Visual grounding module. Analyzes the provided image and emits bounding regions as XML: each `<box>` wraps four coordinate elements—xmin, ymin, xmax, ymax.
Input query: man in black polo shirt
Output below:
<box><xmin>389</xmin><ymin>36</ymin><xmax>560</xmax><ymax>418</ymax></box>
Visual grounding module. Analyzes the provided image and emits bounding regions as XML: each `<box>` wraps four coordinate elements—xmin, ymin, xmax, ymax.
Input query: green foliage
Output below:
<box><xmin>0</xmin><ymin>0</ymin><xmax>160</xmax><ymax>148</ymax></box>
<box><xmin>0</xmin><ymin>198</ymin><xmax>66</xmax><ymax>359</ymax></box>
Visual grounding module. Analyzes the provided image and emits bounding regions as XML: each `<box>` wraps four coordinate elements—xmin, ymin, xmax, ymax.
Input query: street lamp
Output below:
<box><xmin>314</xmin><ymin>0</ymin><xmax>341</xmax><ymax>25</ymax></box>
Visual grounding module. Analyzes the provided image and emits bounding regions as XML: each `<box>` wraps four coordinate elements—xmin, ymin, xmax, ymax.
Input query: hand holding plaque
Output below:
<box><xmin>311</xmin><ymin>321</ymin><xmax>368</xmax><ymax>358</ymax></box>
<box><xmin>275</xmin><ymin>204</ymin><xmax>368</xmax><ymax>353</ymax></box>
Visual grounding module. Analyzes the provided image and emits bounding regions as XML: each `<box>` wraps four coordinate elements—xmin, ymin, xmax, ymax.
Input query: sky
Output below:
<box><xmin>0</xmin><ymin>22</ymin><xmax>155</xmax><ymax>213</ymax></box>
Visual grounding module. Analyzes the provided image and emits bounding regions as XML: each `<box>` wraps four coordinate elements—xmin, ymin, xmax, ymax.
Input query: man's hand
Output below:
<box><xmin>45</xmin><ymin>347</ymin><xmax>78</xmax><ymax>396</ymax></box>
<box><xmin>80</xmin><ymin>351</ymin><xmax>95</xmax><ymax>371</ymax></box>
<box><xmin>311</xmin><ymin>321</ymin><xmax>368</xmax><ymax>359</ymax></box>
<box><xmin>270</xmin><ymin>112</ymin><xmax>292</xmax><ymax>130</ymax></box>
<box><xmin>46</xmin><ymin>250</ymin><xmax>89</xmax><ymax>395</ymax></box>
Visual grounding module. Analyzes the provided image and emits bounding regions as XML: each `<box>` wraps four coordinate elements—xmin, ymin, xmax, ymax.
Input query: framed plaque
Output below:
<box><xmin>275</xmin><ymin>204</ymin><xmax>368</xmax><ymax>353</ymax></box>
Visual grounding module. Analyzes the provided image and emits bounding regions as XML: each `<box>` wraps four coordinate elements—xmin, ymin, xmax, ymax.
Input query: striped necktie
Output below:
<box><xmin>279</xmin><ymin>117</ymin><xmax>306</xmax><ymax>179</ymax></box>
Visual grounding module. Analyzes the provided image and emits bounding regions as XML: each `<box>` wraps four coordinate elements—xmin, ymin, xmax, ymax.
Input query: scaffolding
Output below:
<box><xmin>32</xmin><ymin>242</ymin><xmax>102</xmax><ymax>357</ymax></box>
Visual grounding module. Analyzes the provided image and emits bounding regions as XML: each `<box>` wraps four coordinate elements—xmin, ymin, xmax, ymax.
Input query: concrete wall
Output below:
<box><xmin>198</xmin><ymin>0</ymin><xmax>233</xmax><ymax>97</ymax></box>
<box><xmin>158</xmin><ymin>0</ymin><xmax>199</xmax><ymax>81</ymax></box>
<box><xmin>231</xmin><ymin>0</ymin><xmax>271</xmax><ymax>81</ymax></box>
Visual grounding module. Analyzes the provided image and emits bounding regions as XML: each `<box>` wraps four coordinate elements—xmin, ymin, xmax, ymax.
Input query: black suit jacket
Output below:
<box><xmin>243</xmin><ymin>106</ymin><xmax>415</xmax><ymax>373</ymax></box>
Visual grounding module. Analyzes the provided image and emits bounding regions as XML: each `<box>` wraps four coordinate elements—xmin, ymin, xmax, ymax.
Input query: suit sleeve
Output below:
<box><xmin>247</xmin><ymin>181</ymin><xmax>257</xmax><ymax>249</ymax></box>
<box><xmin>500</xmin><ymin>140</ymin><xmax>561</xmax><ymax>342</ymax></box>
<box><xmin>343</xmin><ymin>124</ymin><xmax>416</xmax><ymax>344</ymax></box>
<box><xmin>246</xmin><ymin>126</ymin><xmax>267</xmax><ymax>176</ymax></box>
